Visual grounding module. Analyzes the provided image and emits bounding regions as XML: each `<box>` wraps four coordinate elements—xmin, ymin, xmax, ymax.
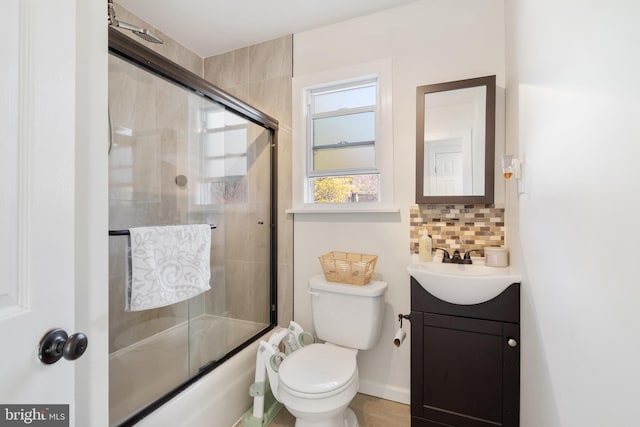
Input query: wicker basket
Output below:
<box><xmin>319</xmin><ymin>251</ymin><xmax>378</xmax><ymax>285</ymax></box>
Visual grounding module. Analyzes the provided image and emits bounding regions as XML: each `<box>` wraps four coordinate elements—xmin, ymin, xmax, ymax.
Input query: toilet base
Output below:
<box><xmin>293</xmin><ymin>408</ymin><xmax>358</xmax><ymax>427</ymax></box>
<box><xmin>344</xmin><ymin>408</ymin><xmax>358</xmax><ymax>427</ymax></box>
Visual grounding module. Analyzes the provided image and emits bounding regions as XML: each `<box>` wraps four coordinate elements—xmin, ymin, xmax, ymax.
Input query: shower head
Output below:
<box><xmin>114</xmin><ymin>20</ymin><xmax>164</xmax><ymax>44</ymax></box>
<box><xmin>132</xmin><ymin>28</ymin><xmax>164</xmax><ymax>44</ymax></box>
<box><xmin>107</xmin><ymin>0</ymin><xmax>164</xmax><ymax>44</ymax></box>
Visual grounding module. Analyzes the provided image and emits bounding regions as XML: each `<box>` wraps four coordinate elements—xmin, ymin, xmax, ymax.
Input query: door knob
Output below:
<box><xmin>38</xmin><ymin>328</ymin><xmax>88</xmax><ymax>364</ymax></box>
<box><xmin>507</xmin><ymin>338</ymin><xmax>518</xmax><ymax>348</ymax></box>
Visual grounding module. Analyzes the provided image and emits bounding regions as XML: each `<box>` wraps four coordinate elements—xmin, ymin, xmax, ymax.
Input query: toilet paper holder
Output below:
<box><xmin>394</xmin><ymin>314</ymin><xmax>411</xmax><ymax>348</ymax></box>
<box><xmin>398</xmin><ymin>313</ymin><xmax>410</xmax><ymax>328</ymax></box>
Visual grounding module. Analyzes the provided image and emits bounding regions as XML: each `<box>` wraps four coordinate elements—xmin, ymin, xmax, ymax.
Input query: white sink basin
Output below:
<box><xmin>407</xmin><ymin>262</ymin><xmax>521</xmax><ymax>305</ymax></box>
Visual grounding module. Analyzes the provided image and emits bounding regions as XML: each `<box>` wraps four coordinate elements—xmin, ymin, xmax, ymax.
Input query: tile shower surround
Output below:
<box><xmin>204</xmin><ymin>36</ymin><xmax>294</xmax><ymax>327</ymax></box>
<box><xmin>110</xmin><ymin>4</ymin><xmax>293</xmax><ymax>353</ymax></box>
<box><xmin>410</xmin><ymin>204</ymin><xmax>505</xmax><ymax>255</ymax></box>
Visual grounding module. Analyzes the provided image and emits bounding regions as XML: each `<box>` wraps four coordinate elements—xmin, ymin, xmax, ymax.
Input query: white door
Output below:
<box><xmin>425</xmin><ymin>130</ymin><xmax>474</xmax><ymax>196</ymax></box>
<box><xmin>0</xmin><ymin>1</ymin><xmax>108</xmax><ymax>425</ymax></box>
<box><xmin>434</xmin><ymin>151</ymin><xmax>464</xmax><ymax>195</ymax></box>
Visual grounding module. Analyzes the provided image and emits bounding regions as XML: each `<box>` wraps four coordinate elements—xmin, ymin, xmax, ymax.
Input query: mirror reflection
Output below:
<box><xmin>416</xmin><ymin>76</ymin><xmax>495</xmax><ymax>204</ymax></box>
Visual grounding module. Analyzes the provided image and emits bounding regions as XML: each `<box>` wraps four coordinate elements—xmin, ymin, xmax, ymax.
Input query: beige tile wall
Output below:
<box><xmin>204</xmin><ymin>36</ymin><xmax>294</xmax><ymax>327</ymax></box>
<box><xmin>109</xmin><ymin>6</ymin><xmax>205</xmax><ymax>355</ymax></box>
<box><xmin>410</xmin><ymin>204</ymin><xmax>505</xmax><ymax>256</ymax></box>
<box><xmin>108</xmin><ymin>52</ymin><xmax>197</xmax><ymax>353</ymax></box>
<box><xmin>109</xmin><ymin>5</ymin><xmax>279</xmax><ymax>350</ymax></box>
<box><xmin>213</xmin><ymin>124</ymin><xmax>273</xmax><ymax>323</ymax></box>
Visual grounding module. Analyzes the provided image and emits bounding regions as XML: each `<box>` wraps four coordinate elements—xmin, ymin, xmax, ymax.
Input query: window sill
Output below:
<box><xmin>285</xmin><ymin>207</ymin><xmax>400</xmax><ymax>214</ymax></box>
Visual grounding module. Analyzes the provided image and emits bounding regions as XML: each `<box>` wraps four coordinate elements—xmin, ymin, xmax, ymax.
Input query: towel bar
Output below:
<box><xmin>108</xmin><ymin>224</ymin><xmax>216</xmax><ymax>236</ymax></box>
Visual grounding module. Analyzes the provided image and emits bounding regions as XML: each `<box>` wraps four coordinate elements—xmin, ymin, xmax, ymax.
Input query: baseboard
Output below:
<box><xmin>358</xmin><ymin>379</ymin><xmax>410</xmax><ymax>405</ymax></box>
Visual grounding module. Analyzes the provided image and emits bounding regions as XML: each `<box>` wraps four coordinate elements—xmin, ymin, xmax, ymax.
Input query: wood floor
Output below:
<box><xmin>264</xmin><ymin>393</ymin><xmax>410</xmax><ymax>427</ymax></box>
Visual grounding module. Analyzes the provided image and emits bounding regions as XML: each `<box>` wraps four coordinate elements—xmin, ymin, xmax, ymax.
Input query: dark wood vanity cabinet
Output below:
<box><xmin>410</xmin><ymin>278</ymin><xmax>520</xmax><ymax>427</ymax></box>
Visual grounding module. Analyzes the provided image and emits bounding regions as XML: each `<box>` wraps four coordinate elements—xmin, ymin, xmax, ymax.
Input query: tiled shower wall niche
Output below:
<box><xmin>410</xmin><ymin>204</ymin><xmax>505</xmax><ymax>255</ymax></box>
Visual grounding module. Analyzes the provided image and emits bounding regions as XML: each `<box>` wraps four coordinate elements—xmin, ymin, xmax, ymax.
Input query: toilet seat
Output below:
<box><xmin>279</xmin><ymin>343</ymin><xmax>357</xmax><ymax>398</ymax></box>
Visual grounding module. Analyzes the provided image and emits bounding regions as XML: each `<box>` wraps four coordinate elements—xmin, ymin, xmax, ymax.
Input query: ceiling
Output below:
<box><xmin>116</xmin><ymin>0</ymin><xmax>418</xmax><ymax>58</ymax></box>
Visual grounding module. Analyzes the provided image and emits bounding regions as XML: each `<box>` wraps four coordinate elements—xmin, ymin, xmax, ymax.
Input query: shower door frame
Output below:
<box><xmin>108</xmin><ymin>27</ymin><xmax>279</xmax><ymax>426</ymax></box>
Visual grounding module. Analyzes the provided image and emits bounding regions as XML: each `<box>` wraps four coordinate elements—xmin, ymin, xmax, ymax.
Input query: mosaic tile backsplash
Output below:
<box><xmin>410</xmin><ymin>204</ymin><xmax>505</xmax><ymax>255</ymax></box>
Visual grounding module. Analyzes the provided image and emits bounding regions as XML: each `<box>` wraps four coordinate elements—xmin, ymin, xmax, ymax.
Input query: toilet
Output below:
<box><xmin>266</xmin><ymin>274</ymin><xmax>388</xmax><ymax>427</ymax></box>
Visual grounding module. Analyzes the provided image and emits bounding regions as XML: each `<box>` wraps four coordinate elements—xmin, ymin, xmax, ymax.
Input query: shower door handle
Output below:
<box><xmin>38</xmin><ymin>328</ymin><xmax>89</xmax><ymax>365</ymax></box>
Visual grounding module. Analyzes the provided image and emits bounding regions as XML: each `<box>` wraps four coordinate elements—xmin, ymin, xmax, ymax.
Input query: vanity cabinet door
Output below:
<box><xmin>411</xmin><ymin>311</ymin><xmax>520</xmax><ymax>427</ymax></box>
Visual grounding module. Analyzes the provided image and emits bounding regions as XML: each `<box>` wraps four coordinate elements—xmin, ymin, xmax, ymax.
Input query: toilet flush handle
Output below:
<box><xmin>308</xmin><ymin>290</ymin><xmax>321</xmax><ymax>297</ymax></box>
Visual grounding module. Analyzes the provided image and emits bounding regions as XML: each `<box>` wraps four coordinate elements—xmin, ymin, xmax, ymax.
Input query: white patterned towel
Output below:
<box><xmin>126</xmin><ymin>224</ymin><xmax>212</xmax><ymax>311</ymax></box>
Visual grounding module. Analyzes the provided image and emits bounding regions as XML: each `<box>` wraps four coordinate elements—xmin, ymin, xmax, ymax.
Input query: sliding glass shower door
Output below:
<box><xmin>108</xmin><ymin>37</ymin><xmax>276</xmax><ymax>425</ymax></box>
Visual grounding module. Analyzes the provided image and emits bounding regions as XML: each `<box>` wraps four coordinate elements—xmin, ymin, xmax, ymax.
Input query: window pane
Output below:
<box><xmin>312</xmin><ymin>111</ymin><xmax>374</xmax><ymax>147</ymax></box>
<box><xmin>310</xmin><ymin>174</ymin><xmax>379</xmax><ymax>203</ymax></box>
<box><xmin>204</xmin><ymin>156</ymin><xmax>247</xmax><ymax>178</ymax></box>
<box><xmin>205</xmin><ymin>107</ymin><xmax>225</xmax><ymax>129</ymax></box>
<box><xmin>313</xmin><ymin>145</ymin><xmax>375</xmax><ymax>172</ymax></box>
<box><xmin>312</xmin><ymin>84</ymin><xmax>376</xmax><ymax>113</ymax></box>
<box><xmin>225</xmin><ymin>156</ymin><xmax>247</xmax><ymax>176</ymax></box>
<box><xmin>204</xmin><ymin>132</ymin><xmax>224</xmax><ymax>157</ymax></box>
<box><xmin>225</xmin><ymin>129</ymin><xmax>247</xmax><ymax>155</ymax></box>
<box><xmin>205</xmin><ymin>158</ymin><xmax>225</xmax><ymax>178</ymax></box>
<box><xmin>224</xmin><ymin>110</ymin><xmax>248</xmax><ymax>127</ymax></box>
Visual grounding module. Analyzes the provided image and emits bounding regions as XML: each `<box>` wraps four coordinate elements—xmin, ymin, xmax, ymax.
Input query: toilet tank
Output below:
<box><xmin>309</xmin><ymin>275</ymin><xmax>388</xmax><ymax>350</ymax></box>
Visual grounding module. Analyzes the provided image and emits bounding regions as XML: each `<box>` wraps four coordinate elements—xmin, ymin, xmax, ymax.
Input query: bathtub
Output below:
<box><xmin>110</xmin><ymin>315</ymin><xmax>269</xmax><ymax>426</ymax></box>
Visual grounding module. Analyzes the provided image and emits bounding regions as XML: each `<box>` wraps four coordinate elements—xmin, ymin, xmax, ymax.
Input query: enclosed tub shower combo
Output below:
<box><xmin>107</xmin><ymin>29</ymin><xmax>278</xmax><ymax>426</ymax></box>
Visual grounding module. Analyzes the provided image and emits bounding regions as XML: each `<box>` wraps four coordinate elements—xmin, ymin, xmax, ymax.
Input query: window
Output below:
<box><xmin>202</xmin><ymin>104</ymin><xmax>248</xmax><ymax>179</ymax></box>
<box><xmin>308</xmin><ymin>78</ymin><xmax>379</xmax><ymax>203</ymax></box>
<box><xmin>292</xmin><ymin>59</ymin><xmax>394</xmax><ymax>212</ymax></box>
<box><xmin>192</xmin><ymin>99</ymin><xmax>250</xmax><ymax>206</ymax></box>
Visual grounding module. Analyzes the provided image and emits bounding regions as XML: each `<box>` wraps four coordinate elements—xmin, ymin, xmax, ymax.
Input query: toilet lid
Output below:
<box><xmin>309</xmin><ymin>275</ymin><xmax>388</xmax><ymax>297</ymax></box>
<box><xmin>279</xmin><ymin>344</ymin><xmax>357</xmax><ymax>394</ymax></box>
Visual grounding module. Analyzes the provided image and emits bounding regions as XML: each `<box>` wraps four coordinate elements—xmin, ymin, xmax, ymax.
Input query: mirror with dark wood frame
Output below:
<box><xmin>416</xmin><ymin>75</ymin><xmax>496</xmax><ymax>204</ymax></box>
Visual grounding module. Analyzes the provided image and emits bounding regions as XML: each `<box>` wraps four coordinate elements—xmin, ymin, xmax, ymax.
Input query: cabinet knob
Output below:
<box><xmin>507</xmin><ymin>338</ymin><xmax>518</xmax><ymax>348</ymax></box>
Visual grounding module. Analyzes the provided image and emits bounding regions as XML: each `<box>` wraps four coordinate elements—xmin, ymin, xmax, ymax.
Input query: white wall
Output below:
<box><xmin>75</xmin><ymin>0</ymin><xmax>109</xmax><ymax>424</ymax></box>
<box><xmin>292</xmin><ymin>0</ymin><xmax>505</xmax><ymax>403</ymax></box>
<box><xmin>505</xmin><ymin>0</ymin><xmax>640</xmax><ymax>425</ymax></box>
